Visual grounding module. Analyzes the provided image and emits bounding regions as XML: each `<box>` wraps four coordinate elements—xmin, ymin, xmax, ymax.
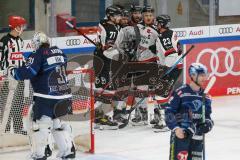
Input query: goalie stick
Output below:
<box><xmin>118</xmin><ymin>45</ymin><xmax>195</xmax><ymax>129</ymax></box>
<box><xmin>202</xmin><ymin>76</ymin><xmax>216</xmax><ymax>160</ymax></box>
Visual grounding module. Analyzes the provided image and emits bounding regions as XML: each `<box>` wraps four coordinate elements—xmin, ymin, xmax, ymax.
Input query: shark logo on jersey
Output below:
<box><xmin>192</xmin><ymin>100</ymin><xmax>202</xmax><ymax>112</ymax></box>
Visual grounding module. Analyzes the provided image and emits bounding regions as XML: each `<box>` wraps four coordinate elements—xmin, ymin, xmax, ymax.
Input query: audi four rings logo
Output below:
<box><xmin>66</xmin><ymin>39</ymin><xmax>81</xmax><ymax>46</ymax></box>
<box><xmin>175</xmin><ymin>31</ymin><xmax>187</xmax><ymax>37</ymax></box>
<box><xmin>218</xmin><ymin>27</ymin><xmax>233</xmax><ymax>34</ymax></box>
<box><xmin>196</xmin><ymin>47</ymin><xmax>240</xmax><ymax>77</ymax></box>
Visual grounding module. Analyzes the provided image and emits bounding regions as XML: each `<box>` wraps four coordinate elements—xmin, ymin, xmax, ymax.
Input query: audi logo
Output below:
<box><xmin>218</xmin><ymin>27</ymin><xmax>233</xmax><ymax>34</ymax></box>
<box><xmin>196</xmin><ymin>47</ymin><xmax>240</xmax><ymax>77</ymax></box>
<box><xmin>175</xmin><ymin>31</ymin><xmax>187</xmax><ymax>37</ymax></box>
<box><xmin>66</xmin><ymin>39</ymin><xmax>81</xmax><ymax>46</ymax></box>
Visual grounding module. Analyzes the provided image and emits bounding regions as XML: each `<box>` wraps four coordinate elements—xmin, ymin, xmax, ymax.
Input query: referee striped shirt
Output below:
<box><xmin>0</xmin><ymin>33</ymin><xmax>24</xmax><ymax>71</ymax></box>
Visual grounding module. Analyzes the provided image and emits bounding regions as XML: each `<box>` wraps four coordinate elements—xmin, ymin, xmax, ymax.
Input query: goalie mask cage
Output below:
<box><xmin>0</xmin><ymin>69</ymin><xmax>95</xmax><ymax>153</ymax></box>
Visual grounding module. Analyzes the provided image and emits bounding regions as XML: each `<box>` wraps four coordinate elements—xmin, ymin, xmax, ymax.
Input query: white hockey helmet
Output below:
<box><xmin>31</xmin><ymin>31</ymin><xmax>50</xmax><ymax>50</ymax></box>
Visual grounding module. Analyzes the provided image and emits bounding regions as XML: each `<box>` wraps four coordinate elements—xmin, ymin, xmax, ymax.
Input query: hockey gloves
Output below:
<box><xmin>197</xmin><ymin>119</ymin><xmax>214</xmax><ymax>134</ymax></box>
<box><xmin>183</xmin><ymin>125</ymin><xmax>196</xmax><ymax>139</ymax></box>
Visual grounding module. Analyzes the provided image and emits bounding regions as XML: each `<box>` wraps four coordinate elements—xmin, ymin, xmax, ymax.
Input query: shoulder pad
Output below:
<box><xmin>100</xmin><ymin>19</ymin><xmax>107</xmax><ymax>25</ymax></box>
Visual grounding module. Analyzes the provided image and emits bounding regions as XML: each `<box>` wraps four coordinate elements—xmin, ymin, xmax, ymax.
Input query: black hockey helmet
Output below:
<box><xmin>106</xmin><ymin>5</ymin><xmax>122</xmax><ymax>18</ymax></box>
<box><xmin>156</xmin><ymin>15</ymin><xmax>171</xmax><ymax>28</ymax></box>
<box><xmin>130</xmin><ymin>4</ymin><xmax>142</xmax><ymax>13</ymax></box>
<box><xmin>122</xmin><ymin>9</ymin><xmax>130</xmax><ymax>17</ymax></box>
<box><xmin>142</xmin><ymin>6</ymin><xmax>154</xmax><ymax>13</ymax></box>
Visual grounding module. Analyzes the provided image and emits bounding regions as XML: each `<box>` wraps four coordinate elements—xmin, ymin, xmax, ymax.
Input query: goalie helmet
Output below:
<box><xmin>188</xmin><ymin>63</ymin><xmax>208</xmax><ymax>77</ymax></box>
<box><xmin>31</xmin><ymin>31</ymin><xmax>50</xmax><ymax>50</ymax></box>
<box><xmin>156</xmin><ymin>15</ymin><xmax>171</xmax><ymax>28</ymax></box>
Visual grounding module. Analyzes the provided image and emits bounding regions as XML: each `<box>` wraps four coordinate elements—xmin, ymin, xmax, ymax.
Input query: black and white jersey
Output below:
<box><xmin>94</xmin><ymin>20</ymin><xmax>120</xmax><ymax>90</ymax></box>
<box><xmin>156</xmin><ymin>29</ymin><xmax>181</xmax><ymax>67</ymax></box>
<box><xmin>157</xmin><ymin>29</ymin><xmax>179</xmax><ymax>57</ymax></box>
<box><xmin>97</xmin><ymin>20</ymin><xmax>119</xmax><ymax>48</ymax></box>
<box><xmin>0</xmin><ymin>33</ymin><xmax>24</xmax><ymax>71</ymax></box>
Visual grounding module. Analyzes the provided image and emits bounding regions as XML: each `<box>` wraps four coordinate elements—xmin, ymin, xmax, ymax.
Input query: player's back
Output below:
<box><xmin>30</xmin><ymin>46</ymin><xmax>70</xmax><ymax>97</ymax></box>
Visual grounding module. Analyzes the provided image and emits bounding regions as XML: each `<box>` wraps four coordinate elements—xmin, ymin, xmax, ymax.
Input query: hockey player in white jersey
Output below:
<box><xmin>7</xmin><ymin>32</ymin><xmax>75</xmax><ymax>160</ymax></box>
<box><xmin>129</xmin><ymin>4</ymin><xmax>142</xmax><ymax>26</ymax></box>
<box><xmin>131</xmin><ymin>6</ymin><xmax>160</xmax><ymax>125</ymax></box>
<box><xmin>150</xmin><ymin>15</ymin><xmax>183</xmax><ymax>130</ymax></box>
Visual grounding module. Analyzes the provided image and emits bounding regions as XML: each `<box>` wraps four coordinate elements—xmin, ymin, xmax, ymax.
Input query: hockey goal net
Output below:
<box><xmin>0</xmin><ymin>69</ymin><xmax>94</xmax><ymax>153</ymax></box>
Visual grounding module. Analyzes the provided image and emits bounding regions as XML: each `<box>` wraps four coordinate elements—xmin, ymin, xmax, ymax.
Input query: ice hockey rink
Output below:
<box><xmin>0</xmin><ymin>95</ymin><xmax>239</xmax><ymax>160</ymax></box>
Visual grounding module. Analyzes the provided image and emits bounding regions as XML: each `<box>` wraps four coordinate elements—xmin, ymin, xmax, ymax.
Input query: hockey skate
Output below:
<box><xmin>29</xmin><ymin>155</ymin><xmax>47</xmax><ymax>160</ymax></box>
<box><xmin>113</xmin><ymin>109</ymin><xmax>128</xmax><ymax>124</ymax></box>
<box><xmin>95</xmin><ymin>114</ymin><xmax>118</xmax><ymax>130</ymax></box>
<box><xmin>131</xmin><ymin>107</ymin><xmax>148</xmax><ymax>126</ymax></box>
<box><xmin>60</xmin><ymin>142</ymin><xmax>76</xmax><ymax>160</ymax></box>
<box><xmin>150</xmin><ymin>108</ymin><xmax>169</xmax><ymax>132</ymax></box>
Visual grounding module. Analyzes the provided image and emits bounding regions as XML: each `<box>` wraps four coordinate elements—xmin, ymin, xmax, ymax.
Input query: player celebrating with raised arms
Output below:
<box><xmin>7</xmin><ymin>32</ymin><xmax>75</xmax><ymax>160</ymax></box>
<box><xmin>165</xmin><ymin>63</ymin><xmax>214</xmax><ymax>160</ymax></box>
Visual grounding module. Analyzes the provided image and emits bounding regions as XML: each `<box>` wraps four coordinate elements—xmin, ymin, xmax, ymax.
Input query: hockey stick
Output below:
<box><xmin>118</xmin><ymin>97</ymin><xmax>145</xmax><ymax>129</ymax></box>
<box><xmin>65</xmin><ymin>21</ymin><xmax>97</xmax><ymax>46</ymax></box>
<box><xmin>161</xmin><ymin>45</ymin><xmax>195</xmax><ymax>78</ymax></box>
<box><xmin>118</xmin><ymin>45</ymin><xmax>195</xmax><ymax>129</ymax></box>
<box><xmin>202</xmin><ymin>76</ymin><xmax>216</xmax><ymax>160</ymax></box>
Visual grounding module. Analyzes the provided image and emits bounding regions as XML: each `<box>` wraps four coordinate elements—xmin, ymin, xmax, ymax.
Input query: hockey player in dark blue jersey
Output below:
<box><xmin>7</xmin><ymin>32</ymin><xmax>75</xmax><ymax>160</ymax></box>
<box><xmin>165</xmin><ymin>63</ymin><xmax>214</xmax><ymax>160</ymax></box>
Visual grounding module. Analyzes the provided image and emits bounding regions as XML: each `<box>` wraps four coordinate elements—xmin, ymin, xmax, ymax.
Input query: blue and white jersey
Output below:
<box><xmin>165</xmin><ymin>84</ymin><xmax>212</xmax><ymax>133</ymax></box>
<box><xmin>12</xmin><ymin>46</ymin><xmax>71</xmax><ymax>99</ymax></box>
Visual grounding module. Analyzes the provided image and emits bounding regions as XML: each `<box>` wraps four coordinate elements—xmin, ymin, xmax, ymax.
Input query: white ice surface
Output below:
<box><xmin>0</xmin><ymin>96</ymin><xmax>240</xmax><ymax>160</ymax></box>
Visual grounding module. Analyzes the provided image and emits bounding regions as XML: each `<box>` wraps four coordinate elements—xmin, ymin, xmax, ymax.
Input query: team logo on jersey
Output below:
<box><xmin>177</xmin><ymin>151</ymin><xmax>188</xmax><ymax>160</ymax></box>
<box><xmin>10</xmin><ymin>52</ymin><xmax>23</xmax><ymax>60</ymax></box>
<box><xmin>192</xmin><ymin>99</ymin><xmax>202</xmax><ymax>111</ymax></box>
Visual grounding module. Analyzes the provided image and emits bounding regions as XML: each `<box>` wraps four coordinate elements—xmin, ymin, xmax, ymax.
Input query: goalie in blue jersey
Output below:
<box><xmin>7</xmin><ymin>32</ymin><xmax>75</xmax><ymax>160</ymax></box>
<box><xmin>165</xmin><ymin>63</ymin><xmax>214</xmax><ymax>160</ymax></box>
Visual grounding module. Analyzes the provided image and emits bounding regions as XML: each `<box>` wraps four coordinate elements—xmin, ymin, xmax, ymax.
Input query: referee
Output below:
<box><xmin>0</xmin><ymin>15</ymin><xmax>27</xmax><ymax>134</ymax></box>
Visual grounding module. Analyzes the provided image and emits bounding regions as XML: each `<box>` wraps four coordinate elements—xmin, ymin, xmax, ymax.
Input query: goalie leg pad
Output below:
<box><xmin>30</xmin><ymin>115</ymin><xmax>52</xmax><ymax>159</ymax></box>
<box><xmin>52</xmin><ymin>118</ymin><xmax>75</xmax><ymax>158</ymax></box>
